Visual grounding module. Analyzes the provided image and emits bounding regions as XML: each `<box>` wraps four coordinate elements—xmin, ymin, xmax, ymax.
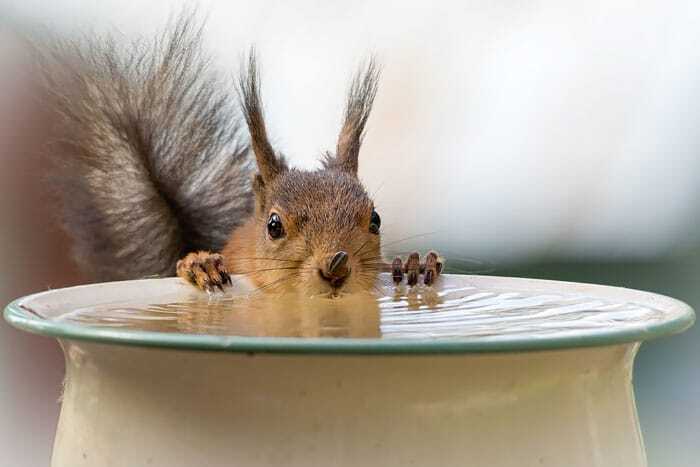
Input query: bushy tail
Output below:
<box><xmin>36</xmin><ymin>14</ymin><xmax>253</xmax><ymax>281</ymax></box>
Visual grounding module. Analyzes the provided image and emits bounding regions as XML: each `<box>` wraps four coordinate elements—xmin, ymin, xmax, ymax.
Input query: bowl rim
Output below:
<box><xmin>3</xmin><ymin>274</ymin><xmax>695</xmax><ymax>355</ymax></box>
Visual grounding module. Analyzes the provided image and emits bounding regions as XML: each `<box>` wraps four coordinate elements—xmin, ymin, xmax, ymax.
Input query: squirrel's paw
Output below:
<box><xmin>176</xmin><ymin>251</ymin><xmax>232</xmax><ymax>292</ymax></box>
<box><xmin>391</xmin><ymin>251</ymin><xmax>444</xmax><ymax>287</ymax></box>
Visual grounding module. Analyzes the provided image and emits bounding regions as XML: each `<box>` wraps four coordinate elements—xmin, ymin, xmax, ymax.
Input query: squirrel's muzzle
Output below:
<box><xmin>320</xmin><ymin>251</ymin><xmax>351</xmax><ymax>288</ymax></box>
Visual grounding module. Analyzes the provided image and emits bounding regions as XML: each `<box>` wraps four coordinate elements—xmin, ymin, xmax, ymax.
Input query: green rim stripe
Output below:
<box><xmin>3</xmin><ymin>295</ymin><xmax>695</xmax><ymax>355</ymax></box>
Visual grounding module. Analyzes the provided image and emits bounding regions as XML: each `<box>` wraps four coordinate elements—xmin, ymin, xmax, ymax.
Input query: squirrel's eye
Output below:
<box><xmin>267</xmin><ymin>213</ymin><xmax>284</xmax><ymax>239</ymax></box>
<box><xmin>369</xmin><ymin>209</ymin><xmax>381</xmax><ymax>234</ymax></box>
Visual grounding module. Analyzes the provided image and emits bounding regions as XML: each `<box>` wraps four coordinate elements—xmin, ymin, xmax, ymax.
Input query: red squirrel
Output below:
<box><xmin>39</xmin><ymin>14</ymin><xmax>443</xmax><ymax>295</ymax></box>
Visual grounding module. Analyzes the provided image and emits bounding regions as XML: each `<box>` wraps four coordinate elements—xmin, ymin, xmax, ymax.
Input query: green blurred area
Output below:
<box><xmin>474</xmin><ymin>253</ymin><xmax>700</xmax><ymax>467</ymax></box>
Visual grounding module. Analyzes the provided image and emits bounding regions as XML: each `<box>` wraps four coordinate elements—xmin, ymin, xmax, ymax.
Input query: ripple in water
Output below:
<box><xmin>53</xmin><ymin>275</ymin><xmax>668</xmax><ymax>340</ymax></box>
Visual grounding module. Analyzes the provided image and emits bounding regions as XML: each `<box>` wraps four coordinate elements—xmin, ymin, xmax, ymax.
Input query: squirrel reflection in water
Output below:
<box><xmin>170</xmin><ymin>283</ymin><xmax>441</xmax><ymax>337</ymax></box>
<box><xmin>169</xmin><ymin>292</ymin><xmax>382</xmax><ymax>338</ymax></box>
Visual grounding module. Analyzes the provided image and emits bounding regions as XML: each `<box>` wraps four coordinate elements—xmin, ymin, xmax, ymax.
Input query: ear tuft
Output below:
<box><xmin>324</xmin><ymin>58</ymin><xmax>380</xmax><ymax>175</ymax></box>
<box><xmin>237</xmin><ymin>48</ymin><xmax>287</xmax><ymax>183</ymax></box>
<box><xmin>251</xmin><ymin>173</ymin><xmax>268</xmax><ymax>214</ymax></box>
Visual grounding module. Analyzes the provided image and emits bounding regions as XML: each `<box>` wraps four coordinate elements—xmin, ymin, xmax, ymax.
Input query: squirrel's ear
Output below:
<box><xmin>327</xmin><ymin>59</ymin><xmax>380</xmax><ymax>175</ymax></box>
<box><xmin>238</xmin><ymin>49</ymin><xmax>287</xmax><ymax>183</ymax></box>
<box><xmin>252</xmin><ymin>174</ymin><xmax>268</xmax><ymax>213</ymax></box>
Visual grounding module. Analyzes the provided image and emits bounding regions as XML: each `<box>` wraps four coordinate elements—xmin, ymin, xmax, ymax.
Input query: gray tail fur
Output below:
<box><xmin>35</xmin><ymin>14</ymin><xmax>253</xmax><ymax>281</ymax></box>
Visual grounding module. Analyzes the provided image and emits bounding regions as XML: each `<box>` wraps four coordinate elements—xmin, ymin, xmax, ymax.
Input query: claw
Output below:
<box><xmin>392</xmin><ymin>257</ymin><xmax>404</xmax><ymax>285</ymax></box>
<box><xmin>176</xmin><ymin>251</ymin><xmax>231</xmax><ymax>292</ymax></box>
<box><xmin>424</xmin><ymin>251</ymin><xmax>439</xmax><ymax>286</ymax></box>
<box><xmin>391</xmin><ymin>250</ymin><xmax>444</xmax><ymax>288</ymax></box>
<box><xmin>424</xmin><ymin>269</ymin><xmax>434</xmax><ymax>285</ymax></box>
<box><xmin>405</xmin><ymin>252</ymin><xmax>420</xmax><ymax>287</ymax></box>
<box><xmin>221</xmin><ymin>271</ymin><xmax>232</xmax><ymax>286</ymax></box>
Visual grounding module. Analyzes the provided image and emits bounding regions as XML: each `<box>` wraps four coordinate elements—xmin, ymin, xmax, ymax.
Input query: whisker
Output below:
<box><xmin>236</xmin><ymin>266</ymin><xmax>314</xmax><ymax>275</ymax></box>
<box><xmin>353</xmin><ymin>238</ymin><xmax>373</xmax><ymax>256</ymax></box>
<box><xmin>249</xmin><ymin>272</ymin><xmax>304</xmax><ymax>295</ymax></box>
<box><xmin>358</xmin><ymin>257</ymin><xmax>390</xmax><ymax>266</ymax></box>
<box><xmin>234</xmin><ymin>257</ymin><xmax>305</xmax><ymax>263</ymax></box>
<box><xmin>369</xmin><ymin>179</ymin><xmax>387</xmax><ymax>200</ymax></box>
<box><xmin>356</xmin><ymin>271</ymin><xmax>387</xmax><ymax>296</ymax></box>
<box><xmin>358</xmin><ymin>258</ymin><xmax>391</xmax><ymax>266</ymax></box>
<box><xmin>358</xmin><ymin>255</ymin><xmax>388</xmax><ymax>262</ymax></box>
<box><xmin>359</xmin><ymin>231</ymin><xmax>439</xmax><ymax>258</ymax></box>
<box><xmin>360</xmin><ymin>264</ymin><xmax>391</xmax><ymax>272</ymax></box>
<box><xmin>381</xmin><ymin>230</ymin><xmax>439</xmax><ymax>246</ymax></box>
<box><xmin>358</xmin><ymin>259</ymin><xmax>388</xmax><ymax>264</ymax></box>
<box><xmin>361</xmin><ymin>248</ymin><xmax>448</xmax><ymax>262</ymax></box>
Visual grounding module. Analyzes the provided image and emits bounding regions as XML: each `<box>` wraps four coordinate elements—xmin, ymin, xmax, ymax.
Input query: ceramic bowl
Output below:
<box><xmin>4</xmin><ymin>274</ymin><xmax>694</xmax><ymax>467</ymax></box>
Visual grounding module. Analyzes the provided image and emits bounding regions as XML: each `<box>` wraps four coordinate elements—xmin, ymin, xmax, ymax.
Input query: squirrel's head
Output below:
<box><xmin>234</xmin><ymin>53</ymin><xmax>382</xmax><ymax>295</ymax></box>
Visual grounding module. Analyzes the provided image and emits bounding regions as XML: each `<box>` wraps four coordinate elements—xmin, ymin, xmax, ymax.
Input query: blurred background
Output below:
<box><xmin>1</xmin><ymin>1</ymin><xmax>699</xmax><ymax>465</ymax></box>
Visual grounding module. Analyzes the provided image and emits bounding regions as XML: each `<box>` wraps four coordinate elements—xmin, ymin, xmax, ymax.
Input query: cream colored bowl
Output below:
<box><xmin>4</xmin><ymin>274</ymin><xmax>695</xmax><ymax>467</ymax></box>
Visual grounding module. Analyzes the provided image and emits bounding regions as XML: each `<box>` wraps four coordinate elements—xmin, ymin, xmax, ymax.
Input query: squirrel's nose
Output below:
<box><xmin>319</xmin><ymin>251</ymin><xmax>351</xmax><ymax>288</ymax></box>
<box><xmin>328</xmin><ymin>251</ymin><xmax>349</xmax><ymax>274</ymax></box>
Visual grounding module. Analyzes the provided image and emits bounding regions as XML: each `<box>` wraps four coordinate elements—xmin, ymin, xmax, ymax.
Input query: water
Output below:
<box><xmin>50</xmin><ymin>274</ymin><xmax>669</xmax><ymax>340</ymax></box>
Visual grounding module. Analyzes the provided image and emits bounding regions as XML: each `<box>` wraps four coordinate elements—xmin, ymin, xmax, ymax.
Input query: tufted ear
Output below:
<box><xmin>324</xmin><ymin>59</ymin><xmax>380</xmax><ymax>175</ymax></box>
<box><xmin>237</xmin><ymin>49</ymin><xmax>287</xmax><ymax>184</ymax></box>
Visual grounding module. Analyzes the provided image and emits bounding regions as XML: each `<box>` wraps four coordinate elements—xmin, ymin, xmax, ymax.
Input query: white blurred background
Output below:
<box><xmin>1</xmin><ymin>1</ymin><xmax>699</xmax><ymax>466</ymax></box>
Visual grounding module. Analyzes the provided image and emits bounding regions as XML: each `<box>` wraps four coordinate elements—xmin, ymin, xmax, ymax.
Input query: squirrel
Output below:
<box><xmin>37</xmin><ymin>14</ymin><xmax>443</xmax><ymax>295</ymax></box>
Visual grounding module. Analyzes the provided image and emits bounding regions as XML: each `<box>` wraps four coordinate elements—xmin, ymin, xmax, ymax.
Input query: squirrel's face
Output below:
<box><xmin>232</xmin><ymin>53</ymin><xmax>382</xmax><ymax>295</ymax></box>
<box><xmin>248</xmin><ymin>170</ymin><xmax>382</xmax><ymax>296</ymax></box>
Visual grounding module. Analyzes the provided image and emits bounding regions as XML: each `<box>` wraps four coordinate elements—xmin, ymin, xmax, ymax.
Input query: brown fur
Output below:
<box><xmin>40</xmin><ymin>13</ymin><xmax>386</xmax><ymax>294</ymax></box>
<box><xmin>223</xmin><ymin>169</ymin><xmax>382</xmax><ymax>294</ymax></box>
<box><xmin>220</xmin><ymin>53</ymin><xmax>384</xmax><ymax>295</ymax></box>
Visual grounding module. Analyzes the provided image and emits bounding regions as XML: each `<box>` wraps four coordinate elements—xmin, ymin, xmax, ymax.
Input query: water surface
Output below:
<box><xmin>52</xmin><ymin>275</ymin><xmax>668</xmax><ymax>340</ymax></box>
